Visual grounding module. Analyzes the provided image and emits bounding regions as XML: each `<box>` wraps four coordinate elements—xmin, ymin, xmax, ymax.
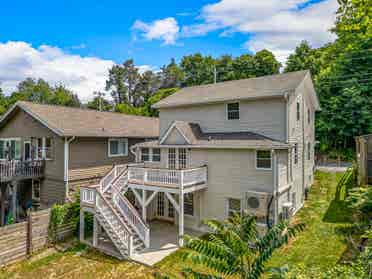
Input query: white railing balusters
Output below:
<box><xmin>0</xmin><ymin>160</ymin><xmax>44</xmax><ymax>182</ymax></box>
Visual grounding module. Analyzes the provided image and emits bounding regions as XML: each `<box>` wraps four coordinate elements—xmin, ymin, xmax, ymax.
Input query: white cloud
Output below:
<box><xmin>0</xmin><ymin>41</ymin><xmax>115</xmax><ymax>102</ymax></box>
<box><xmin>185</xmin><ymin>0</ymin><xmax>339</xmax><ymax>63</ymax></box>
<box><xmin>132</xmin><ymin>17</ymin><xmax>180</xmax><ymax>45</ymax></box>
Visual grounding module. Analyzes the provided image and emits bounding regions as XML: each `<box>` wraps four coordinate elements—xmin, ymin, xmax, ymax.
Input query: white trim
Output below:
<box><xmin>225</xmin><ymin>197</ymin><xmax>242</xmax><ymax>218</ymax></box>
<box><xmin>159</xmin><ymin>122</ymin><xmax>191</xmax><ymax>145</ymax></box>
<box><xmin>226</xmin><ymin>101</ymin><xmax>240</xmax><ymax>120</ymax></box>
<box><xmin>255</xmin><ymin>149</ymin><xmax>272</xmax><ymax>170</ymax></box>
<box><xmin>108</xmin><ymin>138</ymin><xmax>128</xmax><ymax>157</ymax></box>
<box><xmin>64</xmin><ymin>136</ymin><xmax>75</xmax><ymax>200</ymax></box>
<box><xmin>140</xmin><ymin>147</ymin><xmax>161</xmax><ymax>162</ymax></box>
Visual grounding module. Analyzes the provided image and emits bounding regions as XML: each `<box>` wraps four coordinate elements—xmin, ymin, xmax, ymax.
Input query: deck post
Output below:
<box><xmin>93</xmin><ymin>216</ymin><xmax>98</xmax><ymax>247</ymax></box>
<box><xmin>179</xmin><ymin>171</ymin><xmax>184</xmax><ymax>247</ymax></box>
<box><xmin>11</xmin><ymin>181</ymin><xmax>18</xmax><ymax>222</ymax></box>
<box><xmin>79</xmin><ymin>208</ymin><xmax>84</xmax><ymax>242</ymax></box>
<box><xmin>0</xmin><ymin>184</ymin><xmax>5</xmax><ymax>226</ymax></box>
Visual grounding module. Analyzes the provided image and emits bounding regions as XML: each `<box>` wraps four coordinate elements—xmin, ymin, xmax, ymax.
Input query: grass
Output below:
<box><xmin>0</xmin><ymin>171</ymin><xmax>357</xmax><ymax>278</ymax></box>
<box><xmin>266</xmin><ymin>171</ymin><xmax>357</xmax><ymax>277</ymax></box>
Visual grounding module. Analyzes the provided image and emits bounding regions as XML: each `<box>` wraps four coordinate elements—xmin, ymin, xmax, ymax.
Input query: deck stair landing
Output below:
<box><xmin>83</xmin><ymin>165</ymin><xmax>150</xmax><ymax>258</ymax></box>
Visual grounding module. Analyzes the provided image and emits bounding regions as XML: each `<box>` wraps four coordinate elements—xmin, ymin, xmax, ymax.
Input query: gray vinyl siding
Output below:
<box><xmin>162</xmin><ymin>128</ymin><xmax>188</xmax><ymax>145</ymax></box>
<box><xmin>159</xmin><ymin>98</ymin><xmax>287</xmax><ymax>142</ymax></box>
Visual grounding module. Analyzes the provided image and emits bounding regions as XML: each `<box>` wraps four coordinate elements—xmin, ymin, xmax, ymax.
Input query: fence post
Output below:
<box><xmin>26</xmin><ymin>209</ymin><xmax>32</xmax><ymax>256</ymax></box>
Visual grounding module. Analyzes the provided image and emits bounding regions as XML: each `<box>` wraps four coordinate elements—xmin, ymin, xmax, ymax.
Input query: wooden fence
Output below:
<box><xmin>0</xmin><ymin>209</ymin><xmax>75</xmax><ymax>267</ymax></box>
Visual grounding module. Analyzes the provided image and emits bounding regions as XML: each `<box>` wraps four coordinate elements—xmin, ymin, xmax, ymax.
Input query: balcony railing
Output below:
<box><xmin>128</xmin><ymin>165</ymin><xmax>207</xmax><ymax>188</ymax></box>
<box><xmin>0</xmin><ymin>160</ymin><xmax>45</xmax><ymax>182</ymax></box>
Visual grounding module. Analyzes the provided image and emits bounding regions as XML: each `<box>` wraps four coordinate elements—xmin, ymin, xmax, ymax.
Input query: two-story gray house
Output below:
<box><xmin>79</xmin><ymin>70</ymin><xmax>319</xmax><ymax>262</ymax></box>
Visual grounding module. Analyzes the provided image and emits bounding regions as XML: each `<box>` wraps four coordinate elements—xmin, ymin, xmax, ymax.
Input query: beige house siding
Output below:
<box><xmin>159</xmin><ymin>98</ymin><xmax>287</xmax><ymax>142</ymax></box>
<box><xmin>162</xmin><ymin>127</ymin><xmax>188</xmax><ymax>145</ymax></box>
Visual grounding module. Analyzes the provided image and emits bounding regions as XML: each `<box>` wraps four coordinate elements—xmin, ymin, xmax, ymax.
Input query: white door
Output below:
<box><xmin>156</xmin><ymin>192</ymin><xmax>175</xmax><ymax>222</ymax></box>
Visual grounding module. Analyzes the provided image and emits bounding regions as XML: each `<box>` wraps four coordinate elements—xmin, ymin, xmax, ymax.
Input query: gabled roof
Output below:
<box><xmin>0</xmin><ymin>101</ymin><xmax>159</xmax><ymax>138</ymax></box>
<box><xmin>153</xmin><ymin>70</ymin><xmax>319</xmax><ymax>109</ymax></box>
<box><xmin>142</xmin><ymin>121</ymin><xmax>289</xmax><ymax>149</ymax></box>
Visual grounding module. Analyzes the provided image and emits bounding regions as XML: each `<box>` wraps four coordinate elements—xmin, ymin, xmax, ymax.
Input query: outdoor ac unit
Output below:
<box><xmin>282</xmin><ymin>202</ymin><xmax>294</xmax><ymax>220</ymax></box>
<box><xmin>244</xmin><ymin>191</ymin><xmax>270</xmax><ymax>217</ymax></box>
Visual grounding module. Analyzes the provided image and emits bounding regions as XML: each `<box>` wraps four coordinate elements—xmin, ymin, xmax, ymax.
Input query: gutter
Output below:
<box><xmin>64</xmin><ymin>136</ymin><xmax>76</xmax><ymax>201</ymax></box>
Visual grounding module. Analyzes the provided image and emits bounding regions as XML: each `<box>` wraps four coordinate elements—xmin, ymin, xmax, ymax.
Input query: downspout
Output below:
<box><xmin>272</xmin><ymin>149</ymin><xmax>279</xmax><ymax>225</ymax></box>
<box><xmin>64</xmin><ymin>136</ymin><xmax>75</xmax><ymax>202</ymax></box>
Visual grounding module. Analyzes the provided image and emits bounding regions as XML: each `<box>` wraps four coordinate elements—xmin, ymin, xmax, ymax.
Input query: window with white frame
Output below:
<box><xmin>184</xmin><ymin>193</ymin><xmax>194</xmax><ymax>216</ymax></box>
<box><xmin>152</xmin><ymin>148</ymin><xmax>161</xmax><ymax>162</ymax></box>
<box><xmin>294</xmin><ymin>143</ymin><xmax>298</xmax><ymax>164</ymax></box>
<box><xmin>141</xmin><ymin>148</ymin><xmax>150</xmax><ymax>161</ymax></box>
<box><xmin>227</xmin><ymin>198</ymin><xmax>241</xmax><ymax>217</ymax></box>
<box><xmin>227</xmin><ymin>102</ymin><xmax>240</xmax><ymax>120</ymax></box>
<box><xmin>179</xmin><ymin>148</ymin><xmax>187</xmax><ymax>169</ymax></box>
<box><xmin>141</xmin><ymin>148</ymin><xmax>161</xmax><ymax>162</ymax></box>
<box><xmin>108</xmin><ymin>138</ymin><xmax>128</xmax><ymax>157</ymax></box>
<box><xmin>0</xmin><ymin>139</ymin><xmax>21</xmax><ymax>160</ymax></box>
<box><xmin>256</xmin><ymin>150</ymin><xmax>272</xmax><ymax>169</ymax></box>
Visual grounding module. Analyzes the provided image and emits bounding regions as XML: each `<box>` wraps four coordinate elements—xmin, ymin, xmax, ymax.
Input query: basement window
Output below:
<box><xmin>227</xmin><ymin>198</ymin><xmax>241</xmax><ymax>217</ymax></box>
<box><xmin>184</xmin><ymin>193</ymin><xmax>194</xmax><ymax>216</ymax></box>
<box><xmin>227</xmin><ymin>102</ymin><xmax>240</xmax><ymax>120</ymax></box>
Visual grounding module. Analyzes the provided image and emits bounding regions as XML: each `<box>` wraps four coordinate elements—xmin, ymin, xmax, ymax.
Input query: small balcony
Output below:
<box><xmin>0</xmin><ymin>160</ymin><xmax>45</xmax><ymax>183</ymax></box>
<box><xmin>127</xmin><ymin>165</ymin><xmax>208</xmax><ymax>191</ymax></box>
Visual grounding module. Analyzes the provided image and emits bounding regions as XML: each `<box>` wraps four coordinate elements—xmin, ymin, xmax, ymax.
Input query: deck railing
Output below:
<box><xmin>0</xmin><ymin>160</ymin><xmax>44</xmax><ymax>182</ymax></box>
<box><xmin>128</xmin><ymin>166</ymin><xmax>207</xmax><ymax>187</ymax></box>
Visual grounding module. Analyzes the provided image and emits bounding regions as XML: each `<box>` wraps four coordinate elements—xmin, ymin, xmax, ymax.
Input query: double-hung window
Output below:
<box><xmin>227</xmin><ymin>102</ymin><xmax>240</xmax><ymax>120</ymax></box>
<box><xmin>108</xmin><ymin>138</ymin><xmax>128</xmax><ymax>157</ymax></box>
<box><xmin>34</xmin><ymin>137</ymin><xmax>53</xmax><ymax>160</ymax></box>
<box><xmin>256</xmin><ymin>150</ymin><xmax>272</xmax><ymax>170</ymax></box>
<box><xmin>141</xmin><ymin>148</ymin><xmax>161</xmax><ymax>162</ymax></box>
<box><xmin>227</xmin><ymin>198</ymin><xmax>241</xmax><ymax>217</ymax></box>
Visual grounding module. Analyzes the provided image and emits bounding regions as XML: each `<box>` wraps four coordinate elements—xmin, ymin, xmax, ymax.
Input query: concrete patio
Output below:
<box><xmin>132</xmin><ymin>220</ymin><xmax>202</xmax><ymax>266</ymax></box>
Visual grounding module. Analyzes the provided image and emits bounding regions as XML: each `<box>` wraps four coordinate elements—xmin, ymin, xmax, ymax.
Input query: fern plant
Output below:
<box><xmin>181</xmin><ymin>214</ymin><xmax>305</xmax><ymax>279</ymax></box>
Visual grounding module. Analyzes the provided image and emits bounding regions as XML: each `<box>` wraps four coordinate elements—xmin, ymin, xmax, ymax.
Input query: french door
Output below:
<box><xmin>167</xmin><ymin>148</ymin><xmax>188</xmax><ymax>169</ymax></box>
<box><xmin>156</xmin><ymin>192</ymin><xmax>175</xmax><ymax>222</ymax></box>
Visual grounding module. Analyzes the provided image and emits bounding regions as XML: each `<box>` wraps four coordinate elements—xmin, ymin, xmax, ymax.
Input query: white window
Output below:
<box><xmin>141</xmin><ymin>148</ymin><xmax>150</xmax><ymax>161</ymax></box>
<box><xmin>184</xmin><ymin>193</ymin><xmax>194</xmax><ymax>216</ymax></box>
<box><xmin>227</xmin><ymin>198</ymin><xmax>241</xmax><ymax>217</ymax></box>
<box><xmin>178</xmin><ymin>148</ymin><xmax>187</xmax><ymax>169</ymax></box>
<box><xmin>141</xmin><ymin>148</ymin><xmax>161</xmax><ymax>162</ymax></box>
<box><xmin>294</xmin><ymin>143</ymin><xmax>298</xmax><ymax>164</ymax></box>
<box><xmin>0</xmin><ymin>139</ymin><xmax>21</xmax><ymax>160</ymax></box>
<box><xmin>256</xmin><ymin>150</ymin><xmax>272</xmax><ymax>170</ymax></box>
<box><xmin>108</xmin><ymin>138</ymin><xmax>128</xmax><ymax>157</ymax></box>
<box><xmin>227</xmin><ymin>102</ymin><xmax>240</xmax><ymax>120</ymax></box>
<box><xmin>152</xmin><ymin>148</ymin><xmax>161</xmax><ymax>162</ymax></box>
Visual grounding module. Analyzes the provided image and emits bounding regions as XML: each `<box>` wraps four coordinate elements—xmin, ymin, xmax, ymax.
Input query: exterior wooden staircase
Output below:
<box><xmin>81</xmin><ymin>165</ymin><xmax>150</xmax><ymax>259</ymax></box>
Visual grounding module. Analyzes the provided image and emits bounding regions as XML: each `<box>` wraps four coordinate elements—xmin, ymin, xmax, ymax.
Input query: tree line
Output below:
<box><xmin>0</xmin><ymin>0</ymin><xmax>370</xmax><ymax>155</ymax></box>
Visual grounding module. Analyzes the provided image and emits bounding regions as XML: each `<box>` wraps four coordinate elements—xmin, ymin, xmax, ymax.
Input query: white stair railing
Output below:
<box><xmin>95</xmin><ymin>190</ymin><xmax>134</xmax><ymax>256</ymax></box>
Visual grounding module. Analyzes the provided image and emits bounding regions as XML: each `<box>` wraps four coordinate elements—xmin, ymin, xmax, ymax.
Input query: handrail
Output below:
<box><xmin>0</xmin><ymin>160</ymin><xmax>44</xmax><ymax>182</ymax></box>
<box><xmin>111</xmin><ymin>170</ymin><xmax>150</xmax><ymax>248</ymax></box>
<box><xmin>101</xmin><ymin>164</ymin><xmax>127</xmax><ymax>193</ymax></box>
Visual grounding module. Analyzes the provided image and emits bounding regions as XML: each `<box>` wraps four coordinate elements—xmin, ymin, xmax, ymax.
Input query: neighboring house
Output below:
<box><xmin>355</xmin><ymin>134</ymin><xmax>372</xmax><ymax>185</ymax></box>
<box><xmin>0</xmin><ymin>101</ymin><xmax>158</xmax><ymax>226</ymax></box>
<box><xmin>79</xmin><ymin>70</ymin><xmax>320</xmax><ymax>262</ymax></box>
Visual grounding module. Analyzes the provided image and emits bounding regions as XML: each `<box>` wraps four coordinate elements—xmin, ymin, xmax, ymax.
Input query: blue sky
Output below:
<box><xmin>0</xmin><ymin>0</ymin><xmax>338</xmax><ymax>101</ymax></box>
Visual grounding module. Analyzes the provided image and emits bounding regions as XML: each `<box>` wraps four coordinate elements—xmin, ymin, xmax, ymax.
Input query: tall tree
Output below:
<box><xmin>134</xmin><ymin>70</ymin><xmax>161</xmax><ymax>107</ymax></box>
<box><xmin>232</xmin><ymin>54</ymin><xmax>256</xmax><ymax>80</ymax></box>
<box><xmin>160</xmin><ymin>58</ymin><xmax>184</xmax><ymax>88</ymax></box>
<box><xmin>87</xmin><ymin>91</ymin><xmax>112</xmax><ymax>111</ymax></box>
<box><xmin>106</xmin><ymin>59</ymin><xmax>140</xmax><ymax>105</ymax></box>
<box><xmin>180</xmin><ymin>53</ymin><xmax>215</xmax><ymax>86</ymax></box>
<box><xmin>253</xmin><ymin>50</ymin><xmax>281</xmax><ymax>76</ymax></box>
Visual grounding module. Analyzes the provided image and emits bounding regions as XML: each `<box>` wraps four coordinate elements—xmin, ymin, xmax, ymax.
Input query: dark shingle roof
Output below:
<box><xmin>136</xmin><ymin>121</ymin><xmax>289</xmax><ymax>149</ymax></box>
<box><xmin>0</xmin><ymin>101</ymin><xmax>159</xmax><ymax>138</ymax></box>
<box><xmin>154</xmin><ymin>70</ymin><xmax>310</xmax><ymax>109</ymax></box>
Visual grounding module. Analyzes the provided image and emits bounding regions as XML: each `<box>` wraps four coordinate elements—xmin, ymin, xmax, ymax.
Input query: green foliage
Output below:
<box><xmin>346</xmin><ymin>186</ymin><xmax>372</xmax><ymax>221</ymax></box>
<box><xmin>49</xmin><ymin>193</ymin><xmax>81</xmax><ymax>243</ymax></box>
<box><xmin>181</xmin><ymin>214</ymin><xmax>304</xmax><ymax>279</ymax></box>
<box><xmin>115</xmin><ymin>103</ymin><xmax>148</xmax><ymax>116</ymax></box>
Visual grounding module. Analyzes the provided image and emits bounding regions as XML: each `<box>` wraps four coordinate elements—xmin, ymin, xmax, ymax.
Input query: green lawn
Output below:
<box><xmin>0</xmin><ymin>171</ymin><xmax>355</xmax><ymax>279</ymax></box>
<box><xmin>266</xmin><ymin>171</ymin><xmax>356</xmax><ymax>277</ymax></box>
